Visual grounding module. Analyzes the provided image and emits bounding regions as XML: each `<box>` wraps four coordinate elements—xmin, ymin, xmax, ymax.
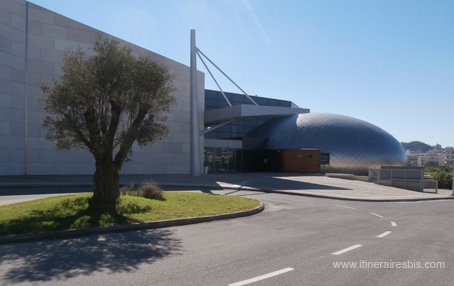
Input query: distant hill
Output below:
<box><xmin>401</xmin><ymin>141</ymin><xmax>433</xmax><ymax>152</ymax></box>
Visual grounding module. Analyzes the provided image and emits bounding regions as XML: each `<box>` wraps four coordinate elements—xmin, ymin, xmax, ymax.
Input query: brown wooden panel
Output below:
<box><xmin>281</xmin><ymin>149</ymin><xmax>320</xmax><ymax>173</ymax></box>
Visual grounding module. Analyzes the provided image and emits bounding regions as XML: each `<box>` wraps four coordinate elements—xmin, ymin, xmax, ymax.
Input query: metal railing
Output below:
<box><xmin>423</xmin><ymin>179</ymin><xmax>438</xmax><ymax>194</ymax></box>
<box><xmin>368</xmin><ymin>167</ymin><xmax>429</xmax><ymax>192</ymax></box>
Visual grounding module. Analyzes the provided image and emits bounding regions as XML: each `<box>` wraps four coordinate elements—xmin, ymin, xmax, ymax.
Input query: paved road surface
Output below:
<box><xmin>0</xmin><ymin>191</ymin><xmax>453</xmax><ymax>285</ymax></box>
<box><xmin>0</xmin><ymin>186</ymin><xmax>87</xmax><ymax>205</ymax></box>
<box><xmin>1</xmin><ymin>173</ymin><xmax>451</xmax><ymax>201</ymax></box>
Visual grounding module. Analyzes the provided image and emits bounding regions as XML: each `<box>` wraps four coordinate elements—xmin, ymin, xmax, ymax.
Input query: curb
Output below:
<box><xmin>0</xmin><ymin>202</ymin><xmax>264</xmax><ymax>245</ymax></box>
<box><xmin>251</xmin><ymin>189</ymin><xmax>454</xmax><ymax>202</ymax></box>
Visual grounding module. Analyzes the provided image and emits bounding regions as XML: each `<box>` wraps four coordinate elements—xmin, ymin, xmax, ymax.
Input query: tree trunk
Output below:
<box><xmin>93</xmin><ymin>159</ymin><xmax>120</xmax><ymax>199</ymax></box>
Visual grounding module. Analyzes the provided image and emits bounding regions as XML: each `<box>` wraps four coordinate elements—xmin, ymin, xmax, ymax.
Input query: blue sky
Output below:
<box><xmin>31</xmin><ymin>0</ymin><xmax>454</xmax><ymax>147</ymax></box>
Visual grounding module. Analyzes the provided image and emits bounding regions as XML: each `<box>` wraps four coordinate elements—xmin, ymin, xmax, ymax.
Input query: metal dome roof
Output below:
<box><xmin>246</xmin><ymin>112</ymin><xmax>406</xmax><ymax>174</ymax></box>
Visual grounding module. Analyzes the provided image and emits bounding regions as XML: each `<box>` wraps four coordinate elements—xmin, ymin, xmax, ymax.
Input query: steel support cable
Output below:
<box><xmin>196</xmin><ymin>51</ymin><xmax>232</xmax><ymax>107</ymax></box>
<box><xmin>201</xmin><ymin>120</ymin><xmax>234</xmax><ymax>135</ymax></box>
<box><xmin>197</xmin><ymin>48</ymin><xmax>258</xmax><ymax>105</ymax></box>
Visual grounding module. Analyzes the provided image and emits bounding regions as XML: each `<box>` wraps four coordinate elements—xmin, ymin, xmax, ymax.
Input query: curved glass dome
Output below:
<box><xmin>246</xmin><ymin>112</ymin><xmax>406</xmax><ymax>174</ymax></box>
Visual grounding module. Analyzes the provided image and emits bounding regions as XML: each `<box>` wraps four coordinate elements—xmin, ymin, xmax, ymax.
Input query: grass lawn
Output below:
<box><xmin>0</xmin><ymin>192</ymin><xmax>261</xmax><ymax>236</ymax></box>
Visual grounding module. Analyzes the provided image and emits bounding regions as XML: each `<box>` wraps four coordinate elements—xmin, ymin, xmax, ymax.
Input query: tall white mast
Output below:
<box><xmin>190</xmin><ymin>29</ymin><xmax>201</xmax><ymax>176</ymax></box>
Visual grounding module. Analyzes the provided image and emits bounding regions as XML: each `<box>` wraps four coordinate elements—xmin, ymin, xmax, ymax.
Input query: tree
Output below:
<box><xmin>42</xmin><ymin>37</ymin><xmax>175</xmax><ymax>199</ymax></box>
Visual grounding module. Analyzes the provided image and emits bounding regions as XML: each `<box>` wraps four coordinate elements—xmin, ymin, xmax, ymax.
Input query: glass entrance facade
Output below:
<box><xmin>204</xmin><ymin>147</ymin><xmax>242</xmax><ymax>173</ymax></box>
<box><xmin>204</xmin><ymin>89</ymin><xmax>297</xmax><ymax>173</ymax></box>
<box><xmin>204</xmin><ymin>89</ymin><xmax>295</xmax><ymax>140</ymax></box>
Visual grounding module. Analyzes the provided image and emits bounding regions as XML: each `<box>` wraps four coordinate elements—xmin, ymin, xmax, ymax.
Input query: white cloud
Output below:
<box><xmin>242</xmin><ymin>0</ymin><xmax>271</xmax><ymax>44</ymax></box>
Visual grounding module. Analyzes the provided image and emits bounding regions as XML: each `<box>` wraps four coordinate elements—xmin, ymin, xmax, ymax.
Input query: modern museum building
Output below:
<box><xmin>0</xmin><ymin>0</ymin><xmax>406</xmax><ymax>176</ymax></box>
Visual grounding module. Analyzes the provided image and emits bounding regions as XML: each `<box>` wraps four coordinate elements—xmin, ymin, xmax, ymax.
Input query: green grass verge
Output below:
<box><xmin>0</xmin><ymin>192</ymin><xmax>260</xmax><ymax>236</ymax></box>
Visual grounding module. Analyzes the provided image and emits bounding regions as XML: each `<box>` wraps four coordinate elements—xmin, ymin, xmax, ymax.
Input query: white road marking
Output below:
<box><xmin>335</xmin><ymin>205</ymin><xmax>355</xmax><ymax>210</ymax></box>
<box><xmin>370</xmin><ymin>212</ymin><xmax>384</xmax><ymax>218</ymax></box>
<box><xmin>331</xmin><ymin>244</ymin><xmax>362</xmax><ymax>256</ymax></box>
<box><xmin>229</xmin><ymin>267</ymin><xmax>294</xmax><ymax>286</ymax></box>
<box><xmin>390</xmin><ymin>221</ymin><xmax>397</xmax><ymax>227</ymax></box>
<box><xmin>377</xmin><ymin>231</ymin><xmax>392</xmax><ymax>238</ymax></box>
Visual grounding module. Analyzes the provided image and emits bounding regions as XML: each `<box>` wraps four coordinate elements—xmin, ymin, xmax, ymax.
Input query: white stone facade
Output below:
<box><xmin>0</xmin><ymin>0</ymin><xmax>205</xmax><ymax>175</ymax></box>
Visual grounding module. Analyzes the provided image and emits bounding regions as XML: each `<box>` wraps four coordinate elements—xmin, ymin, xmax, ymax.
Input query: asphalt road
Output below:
<box><xmin>0</xmin><ymin>190</ymin><xmax>453</xmax><ymax>286</ymax></box>
<box><xmin>0</xmin><ymin>186</ymin><xmax>88</xmax><ymax>205</ymax></box>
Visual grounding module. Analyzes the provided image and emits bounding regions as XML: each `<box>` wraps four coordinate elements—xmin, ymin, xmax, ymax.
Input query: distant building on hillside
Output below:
<box><xmin>406</xmin><ymin>149</ymin><xmax>452</xmax><ymax>167</ymax></box>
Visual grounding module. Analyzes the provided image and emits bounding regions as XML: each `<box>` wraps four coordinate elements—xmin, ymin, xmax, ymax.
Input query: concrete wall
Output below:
<box><xmin>0</xmin><ymin>0</ymin><xmax>205</xmax><ymax>175</ymax></box>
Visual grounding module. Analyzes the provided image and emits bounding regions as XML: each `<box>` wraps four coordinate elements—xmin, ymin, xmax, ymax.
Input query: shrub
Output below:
<box><xmin>137</xmin><ymin>182</ymin><xmax>165</xmax><ymax>201</ymax></box>
<box><xmin>120</xmin><ymin>185</ymin><xmax>135</xmax><ymax>196</ymax></box>
<box><xmin>425</xmin><ymin>166</ymin><xmax>453</xmax><ymax>189</ymax></box>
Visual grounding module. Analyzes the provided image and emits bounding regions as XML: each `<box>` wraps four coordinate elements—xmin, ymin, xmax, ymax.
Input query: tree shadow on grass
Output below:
<box><xmin>0</xmin><ymin>197</ymin><xmax>152</xmax><ymax>236</ymax></box>
<box><xmin>0</xmin><ymin>228</ymin><xmax>182</xmax><ymax>283</ymax></box>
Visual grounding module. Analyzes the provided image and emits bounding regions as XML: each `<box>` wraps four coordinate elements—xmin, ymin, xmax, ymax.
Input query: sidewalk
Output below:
<box><xmin>0</xmin><ymin>173</ymin><xmax>452</xmax><ymax>202</ymax></box>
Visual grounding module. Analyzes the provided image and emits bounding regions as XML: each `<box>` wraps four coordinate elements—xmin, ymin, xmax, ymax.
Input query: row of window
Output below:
<box><xmin>205</xmin><ymin>89</ymin><xmax>292</xmax><ymax>111</ymax></box>
<box><xmin>204</xmin><ymin>118</ymin><xmax>267</xmax><ymax>139</ymax></box>
<box><xmin>205</xmin><ymin>90</ymin><xmax>292</xmax><ymax>139</ymax></box>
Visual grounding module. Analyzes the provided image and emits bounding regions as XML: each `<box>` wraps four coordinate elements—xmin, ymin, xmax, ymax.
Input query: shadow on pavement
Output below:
<box><xmin>0</xmin><ymin>229</ymin><xmax>182</xmax><ymax>283</ymax></box>
<box><xmin>0</xmin><ymin>173</ymin><xmax>352</xmax><ymax>197</ymax></box>
<box><xmin>210</xmin><ymin>173</ymin><xmax>351</xmax><ymax>191</ymax></box>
